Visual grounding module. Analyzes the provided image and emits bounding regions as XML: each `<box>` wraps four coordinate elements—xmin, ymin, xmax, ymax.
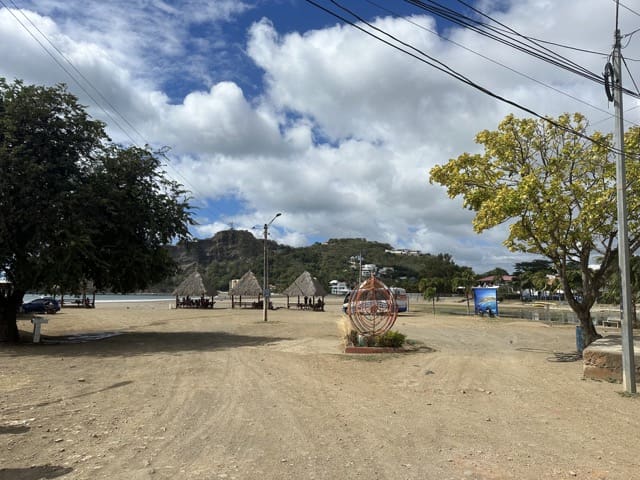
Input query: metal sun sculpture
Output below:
<box><xmin>347</xmin><ymin>276</ymin><xmax>398</xmax><ymax>336</ymax></box>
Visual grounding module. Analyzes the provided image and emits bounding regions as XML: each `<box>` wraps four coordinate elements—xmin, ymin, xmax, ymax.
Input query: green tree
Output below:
<box><xmin>0</xmin><ymin>79</ymin><xmax>192</xmax><ymax>342</ymax></box>
<box><xmin>601</xmin><ymin>256</ymin><xmax>640</xmax><ymax>323</ymax></box>
<box><xmin>453</xmin><ymin>268</ymin><xmax>476</xmax><ymax>314</ymax></box>
<box><xmin>430</xmin><ymin>113</ymin><xmax>640</xmax><ymax>347</ymax></box>
<box><xmin>424</xmin><ymin>286</ymin><xmax>437</xmax><ymax>315</ymax></box>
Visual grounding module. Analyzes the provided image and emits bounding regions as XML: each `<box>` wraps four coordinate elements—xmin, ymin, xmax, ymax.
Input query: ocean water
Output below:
<box><xmin>23</xmin><ymin>293</ymin><xmax>175</xmax><ymax>304</ymax></box>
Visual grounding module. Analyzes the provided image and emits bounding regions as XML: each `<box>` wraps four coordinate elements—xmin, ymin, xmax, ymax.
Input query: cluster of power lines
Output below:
<box><xmin>0</xmin><ymin>0</ymin><xmax>201</xmax><ymax>200</ymax></box>
<box><xmin>304</xmin><ymin>0</ymin><xmax>640</xmax><ymax>149</ymax></box>
<box><xmin>3</xmin><ymin>0</ymin><xmax>640</xmax><ymax>177</ymax></box>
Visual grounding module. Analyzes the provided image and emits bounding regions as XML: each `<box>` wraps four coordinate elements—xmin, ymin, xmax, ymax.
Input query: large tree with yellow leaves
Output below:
<box><xmin>430</xmin><ymin>113</ymin><xmax>640</xmax><ymax>347</ymax></box>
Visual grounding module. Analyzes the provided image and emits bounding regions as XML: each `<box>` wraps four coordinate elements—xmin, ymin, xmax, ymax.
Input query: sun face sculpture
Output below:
<box><xmin>347</xmin><ymin>276</ymin><xmax>398</xmax><ymax>336</ymax></box>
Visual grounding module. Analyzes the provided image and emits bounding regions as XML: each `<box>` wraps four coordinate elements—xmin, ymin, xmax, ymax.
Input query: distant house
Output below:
<box><xmin>385</xmin><ymin>248</ymin><xmax>421</xmax><ymax>256</ymax></box>
<box><xmin>378</xmin><ymin>267</ymin><xmax>395</xmax><ymax>276</ymax></box>
<box><xmin>477</xmin><ymin>275</ymin><xmax>515</xmax><ymax>286</ymax></box>
<box><xmin>361</xmin><ymin>264</ymin><xmax>377</xmax><ymax>279</ymax></box>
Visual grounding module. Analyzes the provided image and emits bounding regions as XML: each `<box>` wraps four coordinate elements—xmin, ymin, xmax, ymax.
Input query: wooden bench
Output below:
<box><xmin>31</xmin><ymin>316</ymin><xmax>49</xmax><ymax>343</ymax></box>
<box><xmin>602</xmin><ymin>317</ymin><xmax>622</xmax><ymax>328</ymax></box>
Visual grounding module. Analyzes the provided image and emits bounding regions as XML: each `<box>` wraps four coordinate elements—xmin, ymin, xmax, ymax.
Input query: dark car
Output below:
<box><xmin>21</xmin><ymin>297</ymin><xmax>60</xmax><ymax>314</ymax></box>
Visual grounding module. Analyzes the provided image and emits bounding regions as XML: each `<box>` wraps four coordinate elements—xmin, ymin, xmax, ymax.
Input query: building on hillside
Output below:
<box><xmin>477</xmin><ymin>274</ymin><xmax>515</xmax><ymax>286</ymax></box>
<box><xmin>385</xmin><ymin>248</ymin><xmax>421</xmax><ymax>256</ymax></box>
<box><xmin>361</xmin><ymin>264</ymin><xmax>377</xmax><ymax>279</ymax></box>
<box><xmin>378</xmin><ymin>267</ymin><xmax>395</xmax><ymax>276</ymax></box>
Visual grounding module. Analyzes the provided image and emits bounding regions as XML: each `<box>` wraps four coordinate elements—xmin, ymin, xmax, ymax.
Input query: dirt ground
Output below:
<box><xmin>1</xmin><ymin>297</ymin><xmax>638</xmax><ymax>480</ymax></box>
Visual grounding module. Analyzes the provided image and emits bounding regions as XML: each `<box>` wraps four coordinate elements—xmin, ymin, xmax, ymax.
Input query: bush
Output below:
<box><xmin>376</xmin><ymin>330</ymin><xmax>406</xmax><ymax>348</ymax></box>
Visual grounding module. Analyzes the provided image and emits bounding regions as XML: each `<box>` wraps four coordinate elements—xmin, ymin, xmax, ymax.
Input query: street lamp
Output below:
<box><xmin>263</xmin><ymin>212</ymin><xmax>281</xmax><ymax>322</ymax></box>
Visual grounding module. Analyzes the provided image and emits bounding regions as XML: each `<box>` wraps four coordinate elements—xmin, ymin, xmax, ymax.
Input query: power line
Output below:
<box><xmin>0</xmin><ymin>0</ymin><xmax>135</xmax><ymax>142</ymax></box>
<box><xmin>617</xmin><ymin>0</ymin><xmax>640</xmax><ymax>19</ymax></box>
<box><xmin>365</xmin><ymin>0</ymin><xmax>639</xmax><ymax>128</ymax></box>
<box><xmin>0</xmin><ymin>1</ymin><xmax>206</xmax><ymax>203</ymax></box>
<box><xmin>7</xmin><ymin>0</ymin><xmax>147</xmax><ymax>146</ymax></box>
<box><xmin>403</xmin><ymin>0</ymin><xmax>640</xmax><ymax>99</ymax></box>
<box><xmin>305</xmin><ymin>0</ymin><xmax>627</xmax><ymax>156</ymax></box>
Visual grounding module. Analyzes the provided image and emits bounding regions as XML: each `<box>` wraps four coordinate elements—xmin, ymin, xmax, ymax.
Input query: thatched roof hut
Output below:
<box><xmin>172</xmin><ymin>271</ymin><xmax>217</xmax><ymax>308</ymax></box>
<box><xmin>231</xmin><ymin>271</ymin><xmax>262</xmax><ymax>296</ymax></box>
<box><xmin>283</xmin><ymin>271</ymin><xmax>327</xmax><ymax>310</ymax></box>
<box><xmin>173</xmin><ymin>271</ymin><xmax>213</xmax><ymax>297</ymax></box>
<box><xmin>230</xmin><ymin>271</ymin><xmax>263</xmax><ymax>308</ymax></box>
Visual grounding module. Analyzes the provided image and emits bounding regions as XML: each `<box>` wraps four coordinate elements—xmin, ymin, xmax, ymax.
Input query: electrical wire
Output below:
<box><xmin>617</xmin><ymin>0</ymin><xmax>640</xmax><ymax>19</ymax></box>
<box><xmin>408</xmin><ymin>0</ymin><xmax>601</xmax><ymax>82</ymax></box>
<box><xmin>623</xmin><ymin>56</ymin><xmax>640</xmax><ymax>95</ymax></box>
<box><xmin>0</xmin><ymin>1</ymin><xmax>135</xmax><ymax>143</ymax></box>
<box><xmin>403</xmin><ymin>0</ymin><xmax>640</xmax><ymax>99</ymax></box>
<box><xmin>0</xmin><ymin>0</ymin><xmax>207</xmax><ymax>204</ymax></box>
<box><xmin>7</xmin><ymin>0</ymin><xmax>147</xmax><ymax>146</ymax></box>
<box><xmin>365</xmin><ymin>0</ymin><xmax>640</xmax><ymax>129</ymax></box>
<box><xmin>453</xmin><ymin>0</ymin><xmax>600</xmax><ymax>78</ymax></box>
<box><xmin>305</xmin><ymin>0</ymin><xmax>627</xmax><ymax>156</ymax></box>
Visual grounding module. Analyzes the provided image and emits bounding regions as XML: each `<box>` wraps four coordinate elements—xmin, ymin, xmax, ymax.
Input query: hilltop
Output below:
<box><xmin>155</xmin><ymin>229</ymin><xmax>472</xmax><ymax>293</ymax></box>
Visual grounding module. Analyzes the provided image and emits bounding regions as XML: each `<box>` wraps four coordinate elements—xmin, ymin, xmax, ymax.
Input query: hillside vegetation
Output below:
<box><xmin>157</xmin><ymin>229</ymin><xmax>472</xmax><ymax>294</ymax></box>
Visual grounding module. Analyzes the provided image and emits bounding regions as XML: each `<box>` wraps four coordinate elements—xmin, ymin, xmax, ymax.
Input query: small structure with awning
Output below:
<box><xmin>230</xmin><ymin>271</ymin><xmax>264</xmax><ymax>309</ymax></box>
<box><xmin>172</xmin><ymin>271</ymin><xmax>216</xmax><ymax>308</ymax></box>
<box><xmin>283</xmin><ymin>271</ymin><xmax>327</xmax><ymax>311</ymax></box>
<box><xmin>61</xmin><ymin>280</ymin><xmax>96</xmax><ymax>308</ymax></box>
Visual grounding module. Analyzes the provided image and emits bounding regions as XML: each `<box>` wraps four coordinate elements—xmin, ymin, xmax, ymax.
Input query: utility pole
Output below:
<box><xmin>262</xmin><ymin>213</ymin><xmax>281</xmax><ymax>322</ymax></box>
<box><xmin>611</xmin><ymin>26</ymin><xmax>637</xmax><ymax>393</ymax></box>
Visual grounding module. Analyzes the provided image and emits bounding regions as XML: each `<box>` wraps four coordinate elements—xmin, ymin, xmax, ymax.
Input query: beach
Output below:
<box><xmin>1</xmin><ymin>297</ymin><xmax>638</xmax><ymax>479</ymax></box>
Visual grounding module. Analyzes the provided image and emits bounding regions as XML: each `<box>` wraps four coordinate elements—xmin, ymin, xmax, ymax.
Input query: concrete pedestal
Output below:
<box><xmin>583</xmin><ymin>335</ymin><xmax>640</xmax><ymax>383</ymax></box>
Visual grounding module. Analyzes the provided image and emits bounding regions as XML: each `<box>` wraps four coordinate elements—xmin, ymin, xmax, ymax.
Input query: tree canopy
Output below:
<box><xmin>0</xmin><ymin>79</ymin><xmax>193</xmax><ymax>342</ymax></box>
<box><xmin>430</xmin><ymin>112</ymin><xmax>640</xmax><ymax>346</ymax></box>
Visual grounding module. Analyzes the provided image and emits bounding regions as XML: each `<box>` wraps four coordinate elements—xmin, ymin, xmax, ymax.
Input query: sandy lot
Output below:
<box><xmin>1</xmin><ymin>298</ymin><xmax>638</xmax><ymax>480</ymax></box>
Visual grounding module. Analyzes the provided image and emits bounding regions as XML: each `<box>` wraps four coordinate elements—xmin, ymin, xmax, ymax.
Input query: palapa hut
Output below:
<box><xmin>283</xmin><ymin>271</ymin><xmax>327</xmax><ymax>311</ymax></box>
<box><xmin>230</xmin><ymin>270</ymin><xmax>263</xmax><ymax>308</ymax></box>
<box><xmin>173</xmin><ymin>271</ymin><xmax>216</xmax><ymax>308</ymax></box>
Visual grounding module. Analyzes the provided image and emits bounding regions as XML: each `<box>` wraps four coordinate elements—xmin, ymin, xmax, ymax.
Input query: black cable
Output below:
<box><xmin>523</xmin><ymin>37</ymin><xmax>608</xmax><ymax>57</ymax></box>
<box><xmin>618</xmin><ymin>0</ymin><xmax>640</xmax><ymax>18</ymax></box>
<box><xmin>1</xmin><ymin>0</ymin><xmax>208</xmax><ymax>203</ymax></box>
<box><xmin>404</xmin><ymin>0</ymin><xmax>640</xmax><ymax>99</ymax></box>
<box><xmin>622</xmin><ymin>56</ymin><xmax>640</xmax><ymax>96</ymax></box>
<box><xmin>7</xmin><ymin>0</ymin><xmax>147</xmax><ymax>146</ymax></box>
<box><xmin>305</xmin><ymin>0</ymin><xmax>626</xmax><ymax>156</ymax></box>
<box><xmin>406</xmin><ymin>0</ymin><xmax>602</xmax><ymax>83</ymax></box>
<box><xmin>365</xmin><ymin>0</ymin><xmax>638</xmax><ymax>128</ymax></box>
<box><xmin>454</xmin><ymin>0</ymin><xmax>598</xmax><ymax>78</ymax></box>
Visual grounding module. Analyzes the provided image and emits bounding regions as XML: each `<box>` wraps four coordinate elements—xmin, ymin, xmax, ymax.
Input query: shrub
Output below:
<box><xmin>376</xmin><ymin>330</ymin><xmax>406</xmax><ymax>348</ymax></box>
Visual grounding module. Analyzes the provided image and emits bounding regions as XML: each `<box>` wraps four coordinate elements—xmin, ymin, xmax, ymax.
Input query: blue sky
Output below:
<box><xmin>1</xmin><ymin>0</ymin><xmax>639</xmax><ymax>273</ymax></box>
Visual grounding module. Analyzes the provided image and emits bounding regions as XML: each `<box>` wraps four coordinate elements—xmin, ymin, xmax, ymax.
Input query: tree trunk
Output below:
<box><xmin>576</xmin><ymin>309</ymin><xmax>601</xmax><ymax>348</ymax></box>
<box><xmin>0</xmin><ymin>291</ymin><xmax>22</xmax><ymax>343</ymax></box>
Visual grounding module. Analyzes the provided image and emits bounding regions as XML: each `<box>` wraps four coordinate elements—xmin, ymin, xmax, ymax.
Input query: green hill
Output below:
<box><xmin>157</xmin><ymin>229</ymin><xmax>473</xmax><ymax>294</ymax></box>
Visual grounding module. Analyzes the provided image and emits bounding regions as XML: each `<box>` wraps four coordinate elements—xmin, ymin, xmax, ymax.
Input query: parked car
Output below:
<box><xmin>342</xmin><ymin>287</ymin><xmax>408</xmax><ymax>314</ymax></box>
<box><xmin>21</xmin><ymin>297</ymin><xmax>60</xmax><ymax>314</ymax></box>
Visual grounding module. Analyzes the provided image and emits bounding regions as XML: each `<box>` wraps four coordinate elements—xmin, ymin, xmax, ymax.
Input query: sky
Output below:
<box><xmin>1</xmin><ymin>0</ymin><xmax>640</xmax><ymax>274</ymax></box>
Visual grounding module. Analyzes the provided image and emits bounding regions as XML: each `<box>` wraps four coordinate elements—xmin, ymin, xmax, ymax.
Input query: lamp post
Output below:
<box><xmin>263</xmin><ymin>212</ymin><xmax>281</xmax><ymax>322</ymax></box>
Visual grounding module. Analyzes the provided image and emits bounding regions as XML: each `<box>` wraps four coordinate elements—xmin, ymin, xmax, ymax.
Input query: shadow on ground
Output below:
<box><xmin>4</xmin><ymin>331</ymin><xmax>290</xmax><ymax>357</ymax></box>
<box><xmin>0</xmin><ymin>425</ymin><xmax>30</xmax><ymax>434</ymax></box>
<box><xmin>0</xmin><ymin>465</ymin><xmax>72</xmax><ymax>480</ymax></box>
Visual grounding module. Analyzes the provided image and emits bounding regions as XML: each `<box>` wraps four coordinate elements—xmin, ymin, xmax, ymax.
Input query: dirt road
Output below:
<box><xmin>1</xmin><ymin>299</ymin><xmax>638</xmax><ymax>479</ymax></box>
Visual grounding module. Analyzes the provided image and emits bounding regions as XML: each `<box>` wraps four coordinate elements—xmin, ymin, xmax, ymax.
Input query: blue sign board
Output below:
<box><xmin>472</xmin><ymin>287</ymin><xmax>499</xmax><ymax>316</ymax></box>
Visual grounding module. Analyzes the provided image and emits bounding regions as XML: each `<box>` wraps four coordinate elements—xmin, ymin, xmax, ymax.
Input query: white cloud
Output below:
<box><xmin>1</xmin><ymin>1</ymin><xmax>636</xmax><ymax>274</ymax></box>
